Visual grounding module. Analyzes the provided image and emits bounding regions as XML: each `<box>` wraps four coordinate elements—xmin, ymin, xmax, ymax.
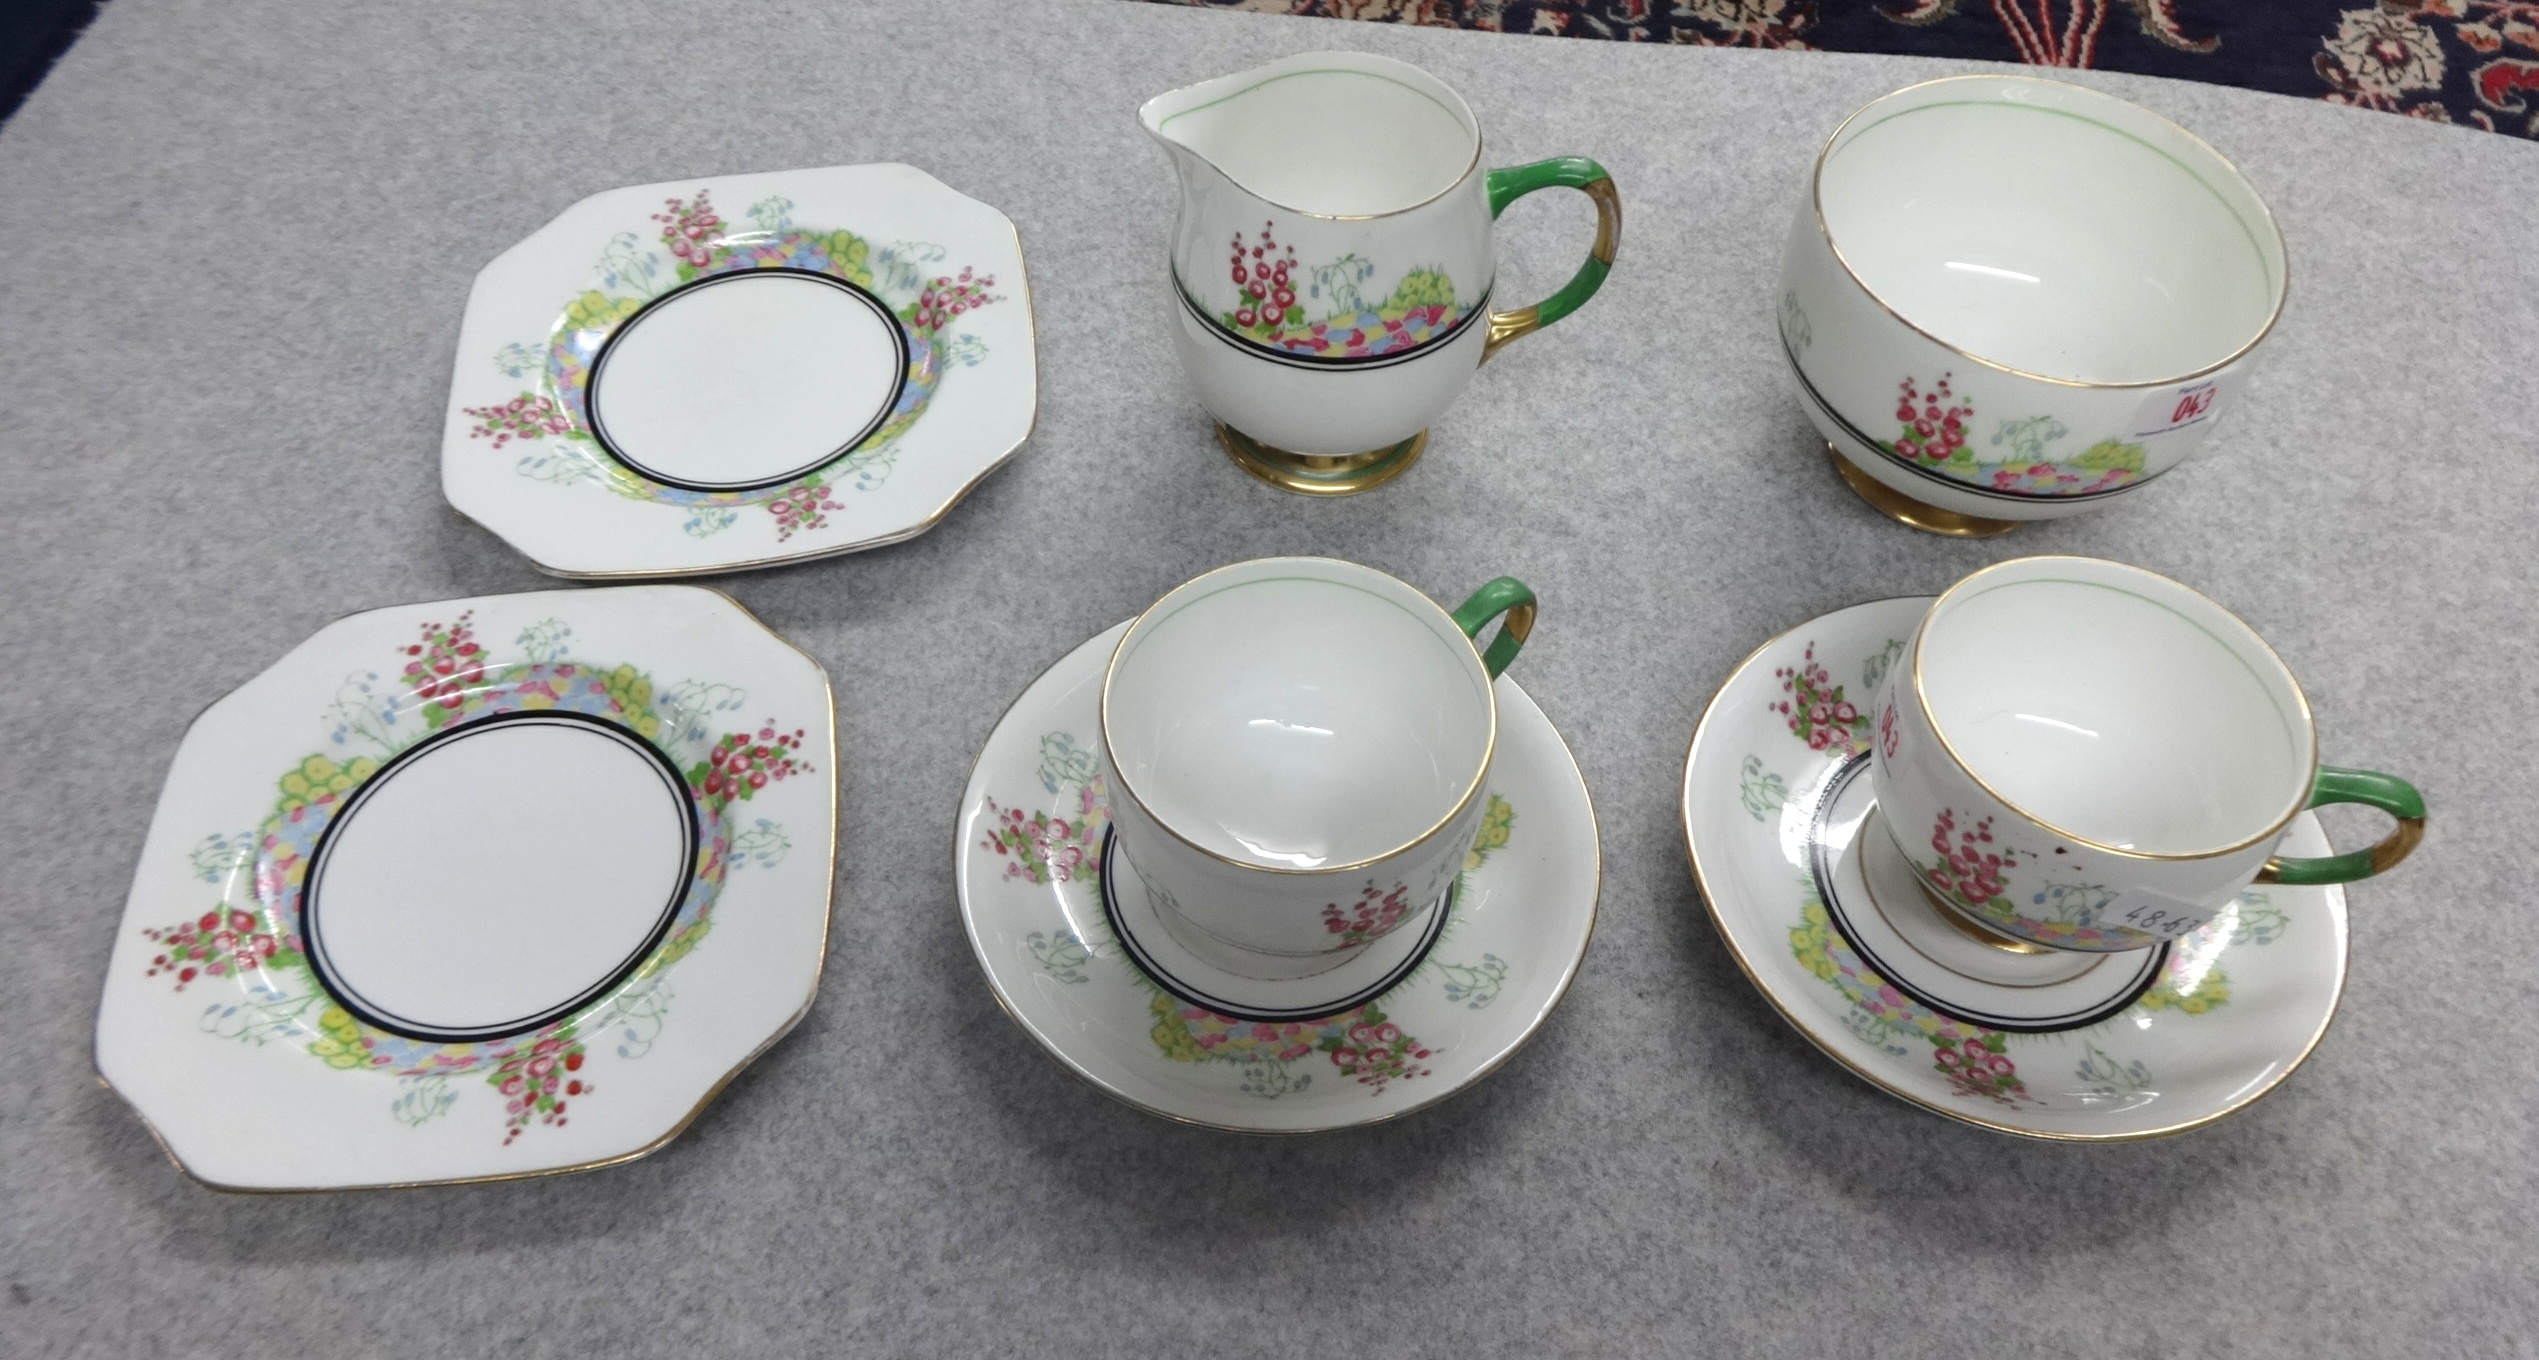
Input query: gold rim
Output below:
<box><xmin>1138</xmin><ymin>56</ymin><xmax>1485</xmax><ymax>223</ymax></box>
<box><xmin>1809</xmin><ymin>74</ymin><xmax>2289</xmax><ymax>391</ymax></box>
<box><xmin>1218</xmin><ymin>425</ymin><xmax>1427</xmax><ymax>496</ymax></box>
<box><xmin>1099</xmin><ymin>557</ymin><xmax>1500</xmax><ymax>878</ymax></box>
<box><xmin>954</xmin><ymin>621</ymin><xmax>1601</xmax><ymax>1135</ymax></box>
<box><xmin>486</xmin><ymin>211</ymin><xmax>1039</xmax><ymax>581</ymax></box>
<box><xmin>1828</xmin><ymin>446</ymin><xmax>2025</xmax><ymax>537</ymax></box>
<box><xmin>93</xmin><ymin>584</ymin><xmax>840</xmax><ymax>1192</ymax></box>
<box><xmin>1909</xmin><ymin>556</ymin><xmax>2319</xmax><ymax>862</ymax></box>
<box><xmin>1680</xmin><ymin>597</ymin><xmax>2347</xmax><ymax>1142</ymax></box>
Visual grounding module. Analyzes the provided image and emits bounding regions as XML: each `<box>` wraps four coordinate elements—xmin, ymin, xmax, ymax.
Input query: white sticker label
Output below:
<box><xmin>2132</xmin><ymin>379</ymin><xmax>2225</xmax><ymax>441</ymax></box>
<box><xmin>2106</xmin><ymin>889</ymin><xmax>2212</xmax><ymax>941</ymax></box>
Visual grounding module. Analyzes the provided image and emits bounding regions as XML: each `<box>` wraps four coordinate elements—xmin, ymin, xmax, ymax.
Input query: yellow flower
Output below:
<box><xmin>2137</xmin><ymin>965</ymin><xmax>2231</xmax><ymax>1014</ymax></box>
<box><xmin>1464</xmin><ymin>794</ymin><xmax>1514</xmax><ymax>871</ymax></box>
<box><xmin>563</xmin><ymin>290</ymin><xmax>643</xmax><ymax>332</ymax></box>
<box><xmin>308</xmin><ymin>1009</ymin><xmax>369</xmax><ymax>1069</ymax></box>
<box><xmin>640</xmin><ymin>919</ymin><xmax>711</xmax><ymax>975</ymax></box>
<box><xmin>824</xmin><ymin>231</ymin><xmax>873</xmax><ymax>287</ymax></box>
<box><xmin>597</xmin><ymin>665</ymin><xmax>664</xmax><ymax>739</ymax></box>
<box><xmin>1789</xmin><ymin>900</ymin><xmax>1839</xmax><ymax>982</ymax></box>
<box><xmin>276</xmin><ymin>754</ymin><xmax>375</xmax><ymax>809</ymax></box>
<box><xmin>1148</xmin><ymin>992</ymin><xmax>1207</xmax><ymax>1064</ymax></box>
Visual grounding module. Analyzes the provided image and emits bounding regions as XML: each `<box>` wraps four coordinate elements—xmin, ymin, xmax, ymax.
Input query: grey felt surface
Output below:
<box><xmin>3</xmin><ymin>0</ymin><xmax>2535</xmax><ymax>1354</ymax></box>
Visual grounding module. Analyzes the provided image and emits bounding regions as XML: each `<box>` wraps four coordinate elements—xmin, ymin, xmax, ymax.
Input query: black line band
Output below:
<box><xmin>586</xmin><ymin>267</ymin><xmax>911</xmax><ymax>493</ymax></box>
<box><xmin>301</xmin><ymin>709</ymin><xmax>700</xmax><ymax>1044</ymax></box>
<box><xmin>1100</xmin><ymin>829</ymin><xmax>1450</xmax><ymax>1024</ymax></box>
<box><xmin>1174</xmin><ymin>273</ymin><xmax>1489</xmax><ymax>372</ymax></box>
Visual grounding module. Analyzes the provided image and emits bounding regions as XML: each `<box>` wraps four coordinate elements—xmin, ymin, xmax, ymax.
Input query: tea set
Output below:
<box><xmin>94</xmin><ymin>53</ymin><xmax>2425</xmax><ymax>1187</ymax></box>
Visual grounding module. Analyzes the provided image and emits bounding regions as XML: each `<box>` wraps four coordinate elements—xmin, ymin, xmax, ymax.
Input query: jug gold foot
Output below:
<box><xmin>1830</xmin><ymin>446</ymin><xmax>2023</xmax><ymax>538</ymax></box>
<box><xmin>1219</xmin><ymin>425</ymin><xmax>1426</xmax><ymax>497</ymax></box>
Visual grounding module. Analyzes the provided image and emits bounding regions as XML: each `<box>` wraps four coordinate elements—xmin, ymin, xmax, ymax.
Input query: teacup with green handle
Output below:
<box><xmin>1870</xmin><ymin>556</ymin><xmax>2424</xmax><ymax>953</ymax></box>
<box><xmin>1102</xmin><ymin>557</ymin><xmax>1535</xmax><ymax>980</ymax></box>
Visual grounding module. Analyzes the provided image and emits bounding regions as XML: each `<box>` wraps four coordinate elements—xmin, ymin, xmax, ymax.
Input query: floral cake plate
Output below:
<box><xmin>442</xmin><ymin>163</ymin><xmax>1034</xmax><ymax>578</ymax></box>
<box><xmin>94</xmin><ymin>586</ymin><xmax>835</xmax><ymax>1189</ymax></box>
<box><xmin>1682</xmin><ymin>598</ymin><xmax>2349</xmax><ymax>1140</ymax></box>
<box><xmin>956</xmin><ymin>622</ymin><xmax>1599</xmax><ymax>1133</ymax></box>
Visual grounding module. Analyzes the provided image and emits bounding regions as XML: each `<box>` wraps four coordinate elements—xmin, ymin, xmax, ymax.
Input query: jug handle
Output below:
<box><xmin>1482</xmin><ymin>157</ymin><xmax>1620</xmax><ymax>363</ymax></box>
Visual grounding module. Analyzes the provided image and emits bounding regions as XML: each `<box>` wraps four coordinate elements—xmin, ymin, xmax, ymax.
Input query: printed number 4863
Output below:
<box><xmin>2117</xmin><ymin>899</ymin><xmax>2208</xmax><ymax>940</ymax></box>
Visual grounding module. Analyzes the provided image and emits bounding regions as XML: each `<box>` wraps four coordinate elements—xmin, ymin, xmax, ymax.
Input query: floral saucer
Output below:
<box><xmin>1682</xmin><ymin>598</ymin><xmax>2349</xmax><ymax>1140</ymax></box>
<box><xmin>956</xmin><ymin>622</ymin><xmax>1599</xmax><ymax>1132</ymax></box>
<box><xmin>442</xmin><ymin>164</ymin><xmax>1035</xmax><ymax>578</ymax></box>
<box><xmin>94</xmin><ymin>587</ymin><xmax>835</xmax><ymax>1189</ymax></box>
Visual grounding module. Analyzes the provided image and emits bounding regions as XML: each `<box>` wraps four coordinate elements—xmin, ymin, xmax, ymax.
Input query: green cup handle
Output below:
<box><xmin>2255</xmin><ymin>766</ymin><xmax>2427</xmax><ymax>886</ymax></box>
<box><xmin>1480</xmin><ymin>157</ymin><xmax>1619</xmax><ymax>363</ymax></box>
<box><xmin>1449</xmin><ymin>578</ymin><xmax>1536</xmax><ymax>679</ymax></box>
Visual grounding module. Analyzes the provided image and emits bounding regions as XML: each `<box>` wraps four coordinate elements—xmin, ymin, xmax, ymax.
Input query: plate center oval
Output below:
<box><xmin>303</xmin><ymin>712</ymin><xmax>696</xmax><ymax>1042</ymax></box>
<box><xmin>586</xmin><ymin>269</ymin><xmax>907</xmax><ymax>492</ymax></box>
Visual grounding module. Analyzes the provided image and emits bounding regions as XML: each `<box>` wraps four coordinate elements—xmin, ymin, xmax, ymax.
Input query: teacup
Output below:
<box><xmin>1142</xmin><ymin>52</ymin><xmax>1620</xmax><ymax>495</ymax></box>
<box><xmin>1870</xmin><ymin>556</ymin><xmax>2425</xmax><ymax>953</ymax></box>
<box><xmin>1777</xmin><ymin>76</ymin><xmax>2287</xmax><ymax>536</ymax></box>
<box><xmin>1100</xmin><ymin>557</ymin><xmax>1534</xmax><ymax>979</ymax></box>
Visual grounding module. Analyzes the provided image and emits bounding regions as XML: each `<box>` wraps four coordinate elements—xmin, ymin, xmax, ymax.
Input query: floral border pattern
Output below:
<box><xmin>1870</xmin><ymin>375</ymin><xmax>2144</xmax><ymax>498</ymax></box>
<box><xmin>1202</xmin><ymin>220</ymin><xmax>1468</xmax><ymax>360</ymax></box>
<box><xmin>467</xmin><ymin>189</ymin><xmax>1003</xmax><ymax>541</ymax></box>
<box><xmin>140</xmin><ymin>612</ymin><xmax>811</xmax><ymax>1144</ymax></box>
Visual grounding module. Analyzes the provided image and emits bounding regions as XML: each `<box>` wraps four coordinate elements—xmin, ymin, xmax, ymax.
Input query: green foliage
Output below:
<box><xmin>1384</xmin><ymin>269</ymin><xmax>1456</xmax><ymax>310</ymax></box>
<box><xmin>2073</xmin><ymin>439</ymin><xmax>2147</xmax><ymax>471</ymax></box>
<box><xmin>564</xmin><ymin>290</ymin><xmax>644</xmax><ymax>333</ymax></box>
<box><xmin>819</xmin><ymin>230</ymin><xmax>874</xmax><ymax>288</ymax></box>
<box><xmin>1148</xmin><ymin>993</ymin><xmax>1209</xmax><ymax>1063</ymax></box>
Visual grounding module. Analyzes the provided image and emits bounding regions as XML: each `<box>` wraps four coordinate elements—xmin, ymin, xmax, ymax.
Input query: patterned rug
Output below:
<box><xmin>1131</xmin><ymin>1</ymin><xmax>2539</xmax><ymax>138</ymax></box>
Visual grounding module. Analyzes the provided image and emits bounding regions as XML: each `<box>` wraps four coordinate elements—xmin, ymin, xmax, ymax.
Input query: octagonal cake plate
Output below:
<box><xmin>442</xmin><ymin>163</ymin><xmax>1035</xmax><ymax>578</ymax></box>
<box><xmin>94</xmin><ymin>586</ymin><xmax>835</xmax><ymax>1190</ymax></box>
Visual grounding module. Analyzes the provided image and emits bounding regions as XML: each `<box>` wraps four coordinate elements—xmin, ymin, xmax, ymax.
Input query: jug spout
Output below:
<box><xmin>1137</xmin><ymin>51</ymin><xmax>1480</xmax><ymax>220</ymax></box>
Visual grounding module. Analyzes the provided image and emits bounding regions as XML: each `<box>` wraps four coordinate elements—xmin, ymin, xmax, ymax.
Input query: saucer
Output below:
<box><xmin>1682</xmin><ymin>597</ymin><xmax>2348</xmax><ymax>1140</ymax></box>
<box><xmin>95</xmin><ymin>587</ymin><xmax>835</xmax><ymax>1189</ymax></box>
<box><xmin>956</xmin><ymin>622</ymin><xmax>1598</xmax><ymax>1132</ymax></box>
<box><xmin>442</xmin><ymin>163</ymin><xmax>1036</xmax><ymax>578</ymax></box>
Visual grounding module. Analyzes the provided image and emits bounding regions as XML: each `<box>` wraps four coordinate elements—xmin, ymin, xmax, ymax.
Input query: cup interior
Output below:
<box><xmin>1105</xmin><ymin>559</ymin><xmax>1493</xmax><ymax>870</ymax></box>
<box><xmin>1917</xmin><ymin>558</ymin><xmax>2312</xmax><ymax>856</ymax></box>
<box><xmin>1817</xmin><ymin>77</ymin><xmax>2284</xmax><ymax>385</ymax></box>
<box><xmin>1144</xmin><ymin>53</ymin><xmax>1477</xmax><ymax>217</ymax></box>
